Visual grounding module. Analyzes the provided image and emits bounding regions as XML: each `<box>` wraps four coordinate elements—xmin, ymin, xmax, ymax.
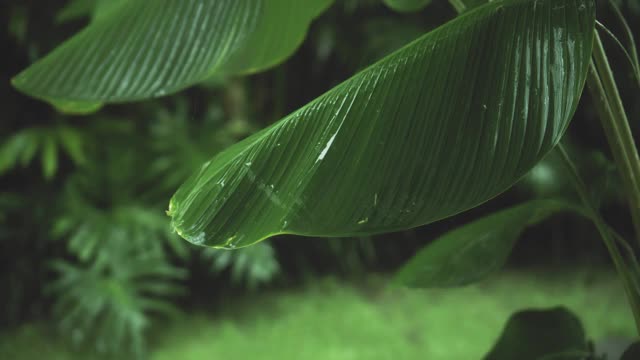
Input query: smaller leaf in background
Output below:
<box><xmin>0</xmin><ymin>131</ymin><xmax>33</xmax><ymax>173</ymax></box>
<box><xmin>395</xmin><ymin>200</ymin><xmax>574</xmax><ymax>288</ymax></box>
<box><xmin>13</xmin><ymin>0</ymin><xmax>335</xmax><ymax>113</ymax></box>
<box><xmin>56</xmin><ymin>126</ymin><xmax>86</xmax><ymax>165</ymax></box>
<box><xmin>326</xmin><ymin>236</ymin><xmax>377</xmax><ymax>274</ymax></box>
<box><xmin>483</xmin><ymin>307</ymin><xmax>590</xmax><ymax>360</ymax></box>
<box><xmin>621</xmin><ymin>342</ymin><xmax>640</xmax><ymax>360</ymax></box>
<box><xmin>18</xmin><ymin>132</ymin><xmax>39</xmax><ymax>167</ymax></box>
<box><xmin>383</xmin><ymin>0</ymin><xmax>432</xmax><ymax>12</ymax></box>
<box><xmin>202</xmin><ymin>242</ymin><xmax>280</xmax><ymax>290</ymax></box>
<box><xmin>0</xmin><ymin>125</ymin><xmax>87</xmax><ymax>179</ymax></box>
<box><xmin>145</xmin><ymin>97</ymin><xmax>252</xmax><ymax>195</ymax></box>
<box><xmin>8</xmin><ymin>5</ymin><xmax>28</xmax><ymax>45</ymax></box>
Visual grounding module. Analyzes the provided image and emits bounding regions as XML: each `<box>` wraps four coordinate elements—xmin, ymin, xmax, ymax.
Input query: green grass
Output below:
<box><xmin>0</xmin><ymin>269</ymin><xmax>635</xmax><ymax>360</ymax></box>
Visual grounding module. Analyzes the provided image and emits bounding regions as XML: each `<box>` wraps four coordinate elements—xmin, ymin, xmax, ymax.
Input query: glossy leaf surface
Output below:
<box><xmin>169</xmin><ymin>0</ymin><xmax>595</xmax><ymax>248</ymax></box>
<box><xmin>394</xmin><ymin>200</ymin><xmax>572</xmax><ymax>288</ymax></box>
<box><xmin>12</xmin><ymin>0</ymin><xmax>333</xmax><ymax>112</ymax></box>
<box><xmin>483</xmin><ymin>307</ymin><xmax>589</xmax><ymax>360</ymax></box>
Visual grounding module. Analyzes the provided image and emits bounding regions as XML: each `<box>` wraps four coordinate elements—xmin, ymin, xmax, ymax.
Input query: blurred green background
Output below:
<box><xmin>1</xmin><ymin>0</ymin><xmax>639</xmax><ymax>359</ymax></box>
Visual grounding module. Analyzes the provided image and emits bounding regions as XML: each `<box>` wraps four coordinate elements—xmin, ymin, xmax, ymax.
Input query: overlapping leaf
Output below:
<box><xmin>12</xmin><ymin>0</ymin><xmax>333</xmax><ymax>113</ymax></box>
<box><xmin>394</xmin><ymin>200</ymin><xmax>574</xmax><ymax>288</ymax></box>
<box><xmin>169</xmin><ymin>0</ymin><xmax>595</xmax><ymax>248</ymax></box>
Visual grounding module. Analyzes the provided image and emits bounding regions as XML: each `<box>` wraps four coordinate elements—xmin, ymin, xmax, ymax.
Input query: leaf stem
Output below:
<box><xmin>558</xmin><ymin>145</ymin><xmax>640</xmax><ymax>336</ymax></box>
<box><xmin>587</xmin><ymin>30</ymin><xmax>640</xmax><ymax>247</ymax></box>
<box><xmin>607</xmin><ymin>0</ymin><xmax>640</xmax><ymax>78</ymax></box>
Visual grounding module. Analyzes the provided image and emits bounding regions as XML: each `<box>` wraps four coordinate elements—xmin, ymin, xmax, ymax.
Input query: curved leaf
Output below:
<box><xmin>483</xmin><ymin>307</ymin><xmax>589</xmax><ymax>360</ymax></box>
<box><xmin>169</xmin><ymin>0</ymin><xmax>595</xmax><ymax>248</ymax></box>
<box><xmin>394</xmin><ymin>200</ymin><xmax>574</xmax><ymax>288</ymax></box>
<box><xmin>383</xmin><ymin>0</ymin><xmax>432</xmax><ymax>13</ymax></box>
<box><xmin>12</xmin><ymin>0</ymin><xmax>333</xmax><ymax>112</ymax></box>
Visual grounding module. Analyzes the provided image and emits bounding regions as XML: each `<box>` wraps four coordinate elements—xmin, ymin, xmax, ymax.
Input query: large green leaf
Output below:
<box><xmin>168</xmin><ymin>0</ymin><xmax>595</xmax><ymax>248</ymax></box>
<box><xmin>12</xmin><ymin>0</ymin><xmax>333</xmax><ymax>113</ymax></box>
<box><xmin>483</xmin><ymin>307</ymin><xmax>589</xmax><ymax>360</ymax></box>
<box><xmin>394</xmin><ymin>200</ymin><xmax>574</xmax><ymax>288</ymax></box>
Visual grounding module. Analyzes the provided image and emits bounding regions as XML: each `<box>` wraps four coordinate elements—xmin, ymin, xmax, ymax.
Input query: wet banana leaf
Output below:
<box><xmin>12</xmin><ymin>0</ymin><xmax>333</xmax><ymax>113</ymax></box>
<box><xmin>394</xmin><ymin>200</ymin><xmax>574</xmax><ymax>288</ymax></box>
<box><xmin>169</xmin><ymin>0</ymin><xmax>596</xmax><ymax>248</ymax></box>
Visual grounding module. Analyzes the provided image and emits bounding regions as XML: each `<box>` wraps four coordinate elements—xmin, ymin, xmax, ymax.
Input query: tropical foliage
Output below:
<box><xmin>4</xmin><ymin>0</ymin><xmax>640</xmax><ymax>358</ymax></box>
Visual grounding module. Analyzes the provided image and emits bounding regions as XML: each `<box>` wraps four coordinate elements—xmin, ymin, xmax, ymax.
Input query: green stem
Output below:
<box><xmin>558</xmin><ymin>145</ymin><xmax>640</xmax><ymax>336</ymax></box>
<box><xmin>607</xmin><ymin>0</ymin><xmax>640</xmax><ymax>79</ymax></box>
<box><xmin>587</xmin><ymin>30</ymin><xmax>640</xmax><ymax>246</ymax></box>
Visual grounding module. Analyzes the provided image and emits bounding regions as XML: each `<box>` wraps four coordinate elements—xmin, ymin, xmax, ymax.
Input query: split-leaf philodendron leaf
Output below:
<box><xmin>169</xmin><ymin>0</ymin><xmax>595</xmax><ymax>248</ymax></box>
<box><xmin>394</xmin><ymin>200</ymin><xmax>574</xmax><ymax>288</ymax></box>
<box><xmin>12</xmin><ymin>0</ymin><xmax>333</xmax><ymax>113</ymax></box>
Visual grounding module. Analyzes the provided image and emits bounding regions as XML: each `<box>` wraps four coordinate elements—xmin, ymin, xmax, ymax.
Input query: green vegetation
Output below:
<box><xmin>1</xmin><ymin>272</ymin><xmax>634</xmax><ymax>360</ymax></box>
<box><xmin>3</xmin><ymin>0</ymin><xmax>639</xmax><ymax>358</ymax></box>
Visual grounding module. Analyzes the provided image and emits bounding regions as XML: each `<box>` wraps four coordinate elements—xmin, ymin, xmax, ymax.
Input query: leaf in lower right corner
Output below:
<box><xmin>483</xmin><ymin>307</ymin><xmax>590</xmax><ymax>360</ymax></box>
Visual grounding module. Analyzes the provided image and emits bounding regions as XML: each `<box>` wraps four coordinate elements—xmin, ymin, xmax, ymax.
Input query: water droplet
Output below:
<box><xmin>482</xmin><ymin>104</ymin><xmax>487</xmax><ymax>110</ymax></box>
<box><xmin>578</xmin><ymin>3</ymin><xmax>586</xmax><ymax>10</ymax></box>
<box><xmin>357</xmin><ymin>217</ymin><xmax>368</xmax><ymax>225</ymax></box>
<box><xmin>224</xmin><ymin>234</ymin><xmax>239</xmax><ymax>249</ymax></box>
<box><xmin>316</xmin><ymin>133</ymin><xmax>337</xmax><ymax>163</ymax></box>
<box><xmin>189</xmin><ymin>232</ymin><xmax>206</xmax><ymax>245</ymax></box>
<box><xmin>245</xmin><ymin>161</ymin><xmax>252</xmax><ymax>166</ymax></box>
<box><xmin>373</xmin><ymin>193</ymin><xmax>378</xmax><ymax>207</ymax></box>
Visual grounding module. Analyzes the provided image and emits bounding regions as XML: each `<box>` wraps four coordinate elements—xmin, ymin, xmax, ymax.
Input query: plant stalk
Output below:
<box><xmin>587</xmin><ymin>30</ymin><xmax>640</xmax><ymax>246</ymax></box>
<box><xmin>558</xmin><ymin>146</ymin><xmax>640</xmax><ymax>336</ymax></box>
